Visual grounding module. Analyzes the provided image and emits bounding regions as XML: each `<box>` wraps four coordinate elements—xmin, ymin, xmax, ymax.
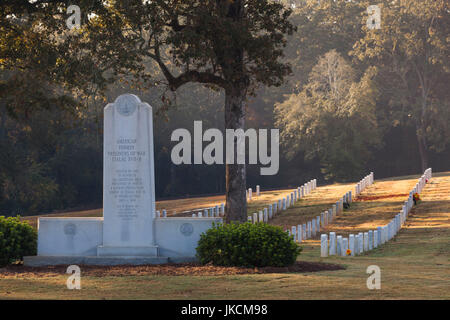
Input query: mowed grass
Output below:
<box><xmin>3</xmin><ymin>173</ymin><xmax>450</xmax><ymax>299</ymax></box>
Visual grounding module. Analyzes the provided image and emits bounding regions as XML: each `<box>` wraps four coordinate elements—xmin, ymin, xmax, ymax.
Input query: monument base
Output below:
<box><xmin>31</xmin><ymin>216</ymin><xmax>222</xmax><ymax>266</ymax></box>
<box><xmin>97</xmin><ymin>245</ymin><xmax>159</xmax><ymax>257</ymax></box>
<box><xmin>23</xmin><ymin>255</ymin><xmax>199</xmax><ymax>267</ymax></box>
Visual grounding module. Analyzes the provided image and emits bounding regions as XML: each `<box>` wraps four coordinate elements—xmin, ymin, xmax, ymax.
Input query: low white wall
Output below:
<box><xmin>37</xmin><ymin>217</ymin><xmax>103</xmax><ymax>256</ymax></box>
<box><xmin>36</xmin><ymin>216</ymin><xmax>222</xmax><ymax>258</ymax></box>
<box><xmin>155</xmin><ymin>217</ymin><xmax>222</xmax><ymax>257</ymax></box>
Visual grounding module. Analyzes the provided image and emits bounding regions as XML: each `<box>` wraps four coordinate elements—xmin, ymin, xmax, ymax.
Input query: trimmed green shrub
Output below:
<box><xmin>196</xmin><ymin>222</ymin><xmax>301</xmax><ymax>267</ymax></box>
<box><xmin>0</xmin><ymin>216</ymin><xmax>37</xmax><ymax>266</ymax></box>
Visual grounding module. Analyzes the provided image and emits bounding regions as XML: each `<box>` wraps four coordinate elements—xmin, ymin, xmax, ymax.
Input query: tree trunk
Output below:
<box><xmin>224</xmin><ymin>86</ymin><xmax>247</xmax><ymax>223</ymax></box>
<box><xmin>416</xmin><ymin>122</ymin><xmax>429</xmax><ymax>172</ymax></box>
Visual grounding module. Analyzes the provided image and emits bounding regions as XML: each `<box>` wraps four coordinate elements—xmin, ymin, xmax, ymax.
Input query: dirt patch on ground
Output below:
<box><xmin>355</xmin><ymin>194</ymin><xmax>409</xmax><ymax>201</ymax></box>
<box><xmin>0</xmin><ymin>261</ymin><xmax>345</xmax><ymax>277</ymax></box>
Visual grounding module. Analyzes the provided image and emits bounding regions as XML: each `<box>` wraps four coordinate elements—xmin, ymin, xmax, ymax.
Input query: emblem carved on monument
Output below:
<box><xmin>64</xmin><ymin>223</ymin><xmax>77</xmax><ymax>236</ymax></box>
<box><xmin>180</xmin><ymin>223</ymin><xmax>194</xmax><ymax>236</ymax></box>
<box><xmin>116</xmin><ymin>94</ymin><xmax>138</xmax><ymax>116</ymax></box>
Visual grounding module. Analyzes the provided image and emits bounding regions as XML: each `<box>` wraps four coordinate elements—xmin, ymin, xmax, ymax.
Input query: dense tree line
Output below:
<box><xmin>0</xmin><ymin>0</ymin><xmax>448</xmax><ymax>217</ymax></box>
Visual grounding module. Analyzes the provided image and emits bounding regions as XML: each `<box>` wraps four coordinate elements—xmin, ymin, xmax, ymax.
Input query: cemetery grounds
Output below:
<box><xmin>1</xmin><ymin>172</ymin><xmax>449</xmax><ymax>299</ymax></box>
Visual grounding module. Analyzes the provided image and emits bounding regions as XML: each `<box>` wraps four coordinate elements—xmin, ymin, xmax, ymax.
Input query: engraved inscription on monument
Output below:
<box><xmin>106</xmin><ymin>137</ymin><xmax>148</xmax><ymax>240</ymax></box>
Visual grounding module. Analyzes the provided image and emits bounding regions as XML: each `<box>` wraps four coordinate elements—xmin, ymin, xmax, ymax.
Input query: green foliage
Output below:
<box><xmin>196</xmin><ymin>222</ymin><xmax>301</xmax><ymax>267</ymax></box>
<box><xmin>0</xmin><ymin>216</ymin><xmax>37</xmax><ymax>266</ymax></box>
<box><xmin>275</xmin><ymin>50</ymin><xmax>382</xmax><ymax>181</ymax></box>
<box><xmin>0</xmin><ymin>105</ymin><xmax>103</xmax><ymax>216</ymax></box>
<box><xmin>351</xmin><ymin>0</ymin><xmax>450</xmax><ymax>169</ymax></box>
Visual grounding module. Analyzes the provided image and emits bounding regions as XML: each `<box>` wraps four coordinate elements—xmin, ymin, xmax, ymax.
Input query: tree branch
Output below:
<box><xmin>147</xmin><ymin>44</ymin><xmax>227</xmax><ymax>91</ymax></box>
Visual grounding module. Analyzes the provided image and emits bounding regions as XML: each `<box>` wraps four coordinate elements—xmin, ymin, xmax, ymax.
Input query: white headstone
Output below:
<box><xmin>329</xmin><ymin>232</ymin><xmax>336</xmax><ymax>255</ymax></box>
<box><xmin>349</xmin><ymin>234</ymin><xmax>355</xmax><ymax>256</ymax></box>
<box><xmin>337</xmin><ymin>235</ymin><xmax>342</xmax><ymax>256</ymax></box>
<box><xmin>359</xmin><ymin>233</ymin><xmax>364</xmax><ymax>253</ymax></box>
<box><xmin>377</xmin><ymin>226</ymin><xmax>382</xmax><ymax>245</ymax></box>
<box><xmin>364</xmin><ymin>232</ymin><xmax>369</xmax><ymax>251</ymax></box>
<box><xmin>372</xmin><ymin>230</ymin><xmax>377</xmax><ymax>248</ymax></box>
<box><xmin>321</xmin><ymin>234</ymin><xmax>328</xmax><ymax>257</ymax></box>
<box><xmin>342</xmin><ymin>238</ymin><xmax>348</xmax><ymax>256</ymax></box>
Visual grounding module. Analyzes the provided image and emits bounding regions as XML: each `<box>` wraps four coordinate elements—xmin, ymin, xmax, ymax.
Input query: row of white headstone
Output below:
<box><xmin>285</xmin><ymin>172</ymin><xmax>374</xmax><ymax>242</ymax></box>
<box><xmin>155</xmin><ymin>171</ymin><xmax>373</xmax><ymax>221</ymax></box>
<box><xmin>249</xmin><ymin>179</ymin><xmax>318</xmax><ymax>224</ymax></box>
<box><xmin>355</xmin><ymin>172</ymin><xmax>374</xmax><ymax>196</ymax></box>
<box><xmin>287</xmin><ymin>196</ymin><xmax>341</xmax><ymax>242</ymax></box>
<box><xmin>320</xmin><ymin>168</ymin><xmax>432</xmax><ymax>257</ymax></box>
<box><xmin>247</xmin><ymin>185</ymin><xmax>261</xmax><ymax>201</ymax></box>
<box><xmin>155</xmin><ymin>204</ymin><xmax>226</xmax><ymax>218</ymax></box>
<box><xmin>189</xmin><ymin>203</ymin><xmax>226</xmax><ymax>218</ymax></box>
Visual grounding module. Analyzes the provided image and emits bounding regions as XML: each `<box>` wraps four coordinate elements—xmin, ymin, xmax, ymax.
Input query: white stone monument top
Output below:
<box><xmin>99</xmin><ymin>94</ymin><xmax>157</xmax><ymax>256</ymax></box>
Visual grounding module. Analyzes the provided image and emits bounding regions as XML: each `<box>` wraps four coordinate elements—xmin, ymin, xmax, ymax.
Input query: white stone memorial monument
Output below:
<box><xmin>25</xmin><ymin>94</ymin><xmax>221</xmax><ymax>266</ymax></box>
